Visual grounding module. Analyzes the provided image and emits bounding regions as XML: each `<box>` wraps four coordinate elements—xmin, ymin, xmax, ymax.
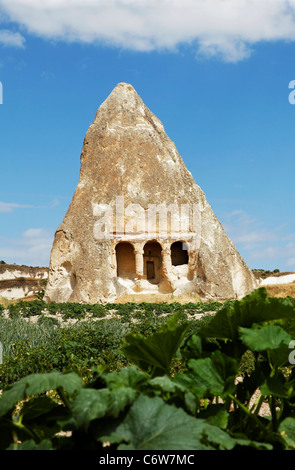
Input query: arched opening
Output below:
<box><xmin>116</xmin><ymin>242</ymin><xmax>136</xmax><ymax>279</ymax></box>
<box><xmin>143</xmin><ymin>241</ymin><xmax>162</xmax><ymax>284</ymax></box>
<box><xmin>171</xmin><ymin>241</ymin><xmax>189</xmax><ymax>266</ymax></box>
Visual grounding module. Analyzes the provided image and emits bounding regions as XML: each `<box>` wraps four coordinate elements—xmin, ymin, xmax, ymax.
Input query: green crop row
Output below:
<box><xmin>0</xmin><ymin>298</ymin><xmax>225</xmax><ymax>320</ymax></box>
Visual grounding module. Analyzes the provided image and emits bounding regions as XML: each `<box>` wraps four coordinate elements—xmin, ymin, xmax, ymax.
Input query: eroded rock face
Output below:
<box><xmin>44</xmin><ymin>83</ymin><xmax>258</xmax><ymax>304</ymax></box>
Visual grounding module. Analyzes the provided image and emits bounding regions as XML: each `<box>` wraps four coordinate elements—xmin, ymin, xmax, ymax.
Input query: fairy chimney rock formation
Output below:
<box><xmin>44</xmin><ymin>82</ymin><xmax>258</xmax><ymax>304</ymax></box>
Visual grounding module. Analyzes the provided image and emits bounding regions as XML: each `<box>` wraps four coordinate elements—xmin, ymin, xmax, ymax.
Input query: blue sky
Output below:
<box><xmin>0</xmin><ymin>1</ymin><xmax>295</xmax><ymax>272</ymax></box>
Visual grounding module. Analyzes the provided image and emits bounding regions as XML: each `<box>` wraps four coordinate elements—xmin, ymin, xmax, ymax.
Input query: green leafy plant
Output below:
<box><xmin>122</xmin><ymin>313</ymin><xmax>189</xmax><ymax>377</ymax></box>
<box><xmin>1</xmin><ymin>288</ymin><xmax>295</xmax><ymax>450</ymax></box>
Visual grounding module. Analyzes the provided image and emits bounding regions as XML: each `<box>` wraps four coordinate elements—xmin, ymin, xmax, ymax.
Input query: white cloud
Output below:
<box><xmin>0</xmin><ymin>199</ymin><xmax>59</xmax><ymax>213</ymax></box>
<box><xmin>0</xmin><ymin>202</ymin><xmax>36</xmax><ymax>213</ymax></box>
<box><xmin>222</xmin><ymin>209</ymin><xmax>295</xmax><ymax>271</ymax></box>
<box><xmin>0</xmin><ymin>200</ymin><xmax>60</xmax><ymax>264</ymax></box>
<box><xmin>0</xmin><ymin>228</ymin><xmax>53</xmax><ymax>266</ymax></box>
<box><xmin>23</xmin><ymin>228</ymin><xmax>48</xmax><ymax>239</ymax></box>
<box><xmin>0</xmin><ymin>29</ymin><xmax>25</xmax><ymax>47</ymax></box>
<box><xmin>1</xmin><ymin>0</ymin><xmax>295</xmax><ymax>61</ymax></box>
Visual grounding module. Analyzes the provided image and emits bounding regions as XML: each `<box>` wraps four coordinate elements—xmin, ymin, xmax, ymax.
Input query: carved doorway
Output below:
<box><xmin>115</xmin><ymin>242</ymin><xmax>136</xmax><ymax>279</ymax></box>
<box><xmin>143</xmin><ymin>241</ymin><xmax>162</xmax><ymax>284</ymax></box>
<box><xmin>146</xmin><ymin>261</ymin><xmax>155</xmax><ymax>280</ymax></box>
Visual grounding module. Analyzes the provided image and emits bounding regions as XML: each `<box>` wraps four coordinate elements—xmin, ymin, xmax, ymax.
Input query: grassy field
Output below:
<box><xmin>265</xmin><ymin>282</ymin><xmax>295</xmax><ymax>298</ymax></box>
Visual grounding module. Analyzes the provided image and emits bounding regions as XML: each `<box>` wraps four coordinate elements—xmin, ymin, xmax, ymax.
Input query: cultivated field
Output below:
<box><xmin>1</xmin><ymin>276</ymin><xmax>295</xmax><ymax>450</ymax></box>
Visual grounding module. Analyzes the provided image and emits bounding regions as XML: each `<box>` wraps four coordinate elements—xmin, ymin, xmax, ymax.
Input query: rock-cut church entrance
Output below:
<box><xmin>115</xmin><ymin>242</ymin><xmax>136</xmax><ymax>279</ymax></box>
<box><xmin>146</xmin><ymin>261</ymin><xmax>155</xmax><ymax>280</ymax></box>
<box><xmin>143</xmin><ymin>241</ymin><xmax>162</xmax><ymax>284</ymax></box>
<box><xmin>115</xmin><ymin>240</ymin><xmax>164</xmax><ymax>287</ymax></box>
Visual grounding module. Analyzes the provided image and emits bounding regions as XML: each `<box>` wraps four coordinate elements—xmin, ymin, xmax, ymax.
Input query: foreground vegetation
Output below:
<box><xmin>0</xmin><ymin>299</ymin><xmax>219</xmax><ymax>388</ymax></box>
<box><xmin>0</xmin><ymin>288</ymin><xmax>295</xmax><ymax>450</ymax></box>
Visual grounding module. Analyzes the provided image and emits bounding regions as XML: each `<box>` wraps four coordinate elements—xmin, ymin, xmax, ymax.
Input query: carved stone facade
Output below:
<box><xmin>111</xmin><ymin>238</ymin><xmax>193</xmax><ymax>295</ymax></box>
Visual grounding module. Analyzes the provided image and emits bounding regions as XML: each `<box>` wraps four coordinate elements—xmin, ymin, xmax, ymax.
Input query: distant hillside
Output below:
<box><xmin>0</xmin><ymin>263</ymin><xmax>48</xmax><ymax>301</ymax></box>
<box><xmin>251</xmin><ymin>269</ymin><xmax>294</xmax><ymax>279</ymax></box>
<box><xmin>252</xmin><ymin>269</ymin><xmax>295</xmax><ymax>298</ymax></box>
<box><xmin>1</xmin><ymin>264</ymin><xmax>294</xmax><ymax>302</ymax></box>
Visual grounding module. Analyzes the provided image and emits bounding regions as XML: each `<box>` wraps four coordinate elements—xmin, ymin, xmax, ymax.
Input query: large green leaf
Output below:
<box><xmin>279</xmin><ymin>417</ymin><xmax>295</xmax><ymax>449</ymax></box>
<box><xmin>197</xmin><ymin>288</ymin><xmax>295</xmax><ymax>342</ymax></box>
<box><xmin>122</xmin><ymin>313</ymin><xmax>190</xmax><ymax>376</ymax></box>
<box><xmin>70</xmin><ymin>387</ymin><xmax>137</xmax><ymax>431</ymax></box>
<box><xmin>104</xmin><ymin>366</ymin><xmax>149</xmax><ymax>391</ymax></box>
<box><xmin>102</xmin><ymin>394</ymin><xmax>212</xmax><ymax>450</ymax></box>
<box><xmin>175</xmin><ymin>350</ymin><xmax>238</xmax><ymax>399</ymax></box>
<box><xmin>103</xmin><ymin>395</ymin><xmax>271</xmax><ymax>450</ymax></box>
<box><xmin>107</xmin><ymin>387</ymin><xmax>138</xmax><ymax>419</ymax></box>
<box><xmin>148</xmin><ymin>374</ymin><xmax>198</xmax><ymax>415</ymax></box>
<box><xmin>0</xmin><ymin>372</ymin><xmax>82</xmax><ymax>417</ymax></box>
<box><xmin>239</xmin><ymin>324</ymin><xmax>292</xmax><ymax>352</ymax></box>
<box><xmin>180</xmin><ymin>333</ymin><xmax>203</xmax><ymax>361</ymax></box>
<box><xmin>239</xmin><ymin>324</ymin><xmax>293</xmax><ymax>367</ymax></box>
<box><xmin>70</xmin><ymin>388</ymin><xmax>111</xmax><ymax>431</ymax></box>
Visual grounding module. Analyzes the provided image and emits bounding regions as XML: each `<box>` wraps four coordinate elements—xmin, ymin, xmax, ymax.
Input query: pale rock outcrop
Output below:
<box><xmin>44</xmin><ymin>83</ymin><xmax>258</xmax><ymax>304</ymax></box>
<box><xmin>0</xmin><ymin>264</ymin><xmax>48</xmax><ymax>300</ymax></box>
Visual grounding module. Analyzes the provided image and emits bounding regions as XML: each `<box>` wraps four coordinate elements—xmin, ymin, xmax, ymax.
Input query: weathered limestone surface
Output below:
<box><xmin>44</xmin><ymin>83</ymin><xmax>258</xmax><ymax>304</ymax></box>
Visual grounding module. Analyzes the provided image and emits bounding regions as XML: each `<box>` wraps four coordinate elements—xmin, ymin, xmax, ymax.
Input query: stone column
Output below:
<box><xmin>187</xmin><ymin>249</ymin><xmax>195</xmax><ymax>281</ymax></box>
<box><xmin>111</xmin><ymin>246</ymin><xmax>117</xmax><ymax>274</ymax></box>
<box><xmin>134</xmin><ymin>249</ymin><xmax>144</xmax><ymax>279</ymax></box>
<box><xmin>161</xmin><ymin>246</ymin><xmax>172</xmax><ymax>276</ymax></box>
<box><xmin>159</xmin><ymin>245</ymin><xmax>174</xmax><ymax>292</ymax></box>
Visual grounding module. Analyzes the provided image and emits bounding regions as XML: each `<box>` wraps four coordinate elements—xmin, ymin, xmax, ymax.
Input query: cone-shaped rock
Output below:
<box><xmin>44</xmin><ymin>83</ymin><xmax>257</xmax><ymax>304</ymax></box>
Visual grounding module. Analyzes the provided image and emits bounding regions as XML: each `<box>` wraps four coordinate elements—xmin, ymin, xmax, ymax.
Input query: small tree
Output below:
<box><xmin>35</xmin><ymin>279</ymin><xmax>48</xmax><ymax>301</ymax></box>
